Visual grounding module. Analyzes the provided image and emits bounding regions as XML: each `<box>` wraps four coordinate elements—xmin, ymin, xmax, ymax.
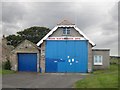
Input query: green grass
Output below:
<box><xmin>0</xmin><ymin>69</ymin><xmax>16</xmax><ymax>75</ymax></box>
<box><xmin>110</xmin><ymin>58</ymin><xmax>119</xmax><ymax>64</ymax></box>
<box><xmin>74</xmin><ymin>64</ymin><xmax>118</xmax><ymax>88</ymax></box>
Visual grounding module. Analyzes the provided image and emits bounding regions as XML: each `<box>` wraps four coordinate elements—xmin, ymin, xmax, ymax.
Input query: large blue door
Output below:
<box><xmin>18</xmin><ymin>53</ymin><xmax>37</xmax><ymax>72</ymax></box>
<box><xmin>45</xmin><ymin>40</ymin><xmax>88</xmax><ymax>73</ymax></box>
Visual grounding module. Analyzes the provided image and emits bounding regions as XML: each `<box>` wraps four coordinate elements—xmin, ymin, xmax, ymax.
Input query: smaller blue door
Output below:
<box><xmin>18</xmin><ymin>53</ymin><xmax>37</xmax><ymax>72</ymax></box>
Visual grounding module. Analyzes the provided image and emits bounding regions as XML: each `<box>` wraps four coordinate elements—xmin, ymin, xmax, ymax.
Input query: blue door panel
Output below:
<box><xmin>18</xmin><ymin>53</ymin><xmax>37</xmax><ymax>72</ymax></box>
<box><xmin>45</xmin><ymin>40</ymin><xmax>88</xmax><ymax>73</ymax></box>
<box><xmin>45</xmin><ymin>58</ymin><xmax>58</xmax><ymax>72</ymax></box>
<box><xmin>76</xmin><ymin>41</ymin><xmax>88</xmax><ymax>72</ymax></box>
<box><xmin>66</xmin><ymin>41</ymin><xmax>75</xmax><ymax>72</ymax></box>
<box><xmin>57</xmin><ymin>41</ymin><xmax>66</xmax><ymax>72</ymax></box>
<box><xmin>58</xmin><ymin>62</ymin><xmax>66</xmax><ymax>72</ymax></box>
<box><xmin>45</xmin><ymin>41</ymin><xmax>58</xmax><ymax>72</ymax></box>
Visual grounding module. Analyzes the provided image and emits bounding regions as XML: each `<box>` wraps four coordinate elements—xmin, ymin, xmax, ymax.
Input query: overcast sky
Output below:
<box><xmin>1</xmin><ymin>0</ymin><xmax>119</xmax><ymax>56</ymax></box>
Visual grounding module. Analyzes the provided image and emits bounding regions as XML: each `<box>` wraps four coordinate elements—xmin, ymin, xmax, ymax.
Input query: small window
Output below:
<box><xmin>63</xmin><ymin>28</ymin><xmax>70</xmax><ymax>35</ymax></box>
<box><xmin>94</xmin><ymin>55</ymin><xmax>103</xmax><ymax>65</ymax></box>
<box><xmin>63</xmin><ymin>28</ymin><xmax>66</xmax><ymax>34</ymax></box>
<box><xmin>67</xmin><ymin>29</ymin><xmax>70</xmax><ymax>34</ymax></box>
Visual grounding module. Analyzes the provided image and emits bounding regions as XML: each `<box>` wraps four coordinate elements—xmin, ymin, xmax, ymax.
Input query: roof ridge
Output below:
<box><xmin>57</xmin><ymin>20</ymin><xmax>75</xmax><ymax>25</ymax></box>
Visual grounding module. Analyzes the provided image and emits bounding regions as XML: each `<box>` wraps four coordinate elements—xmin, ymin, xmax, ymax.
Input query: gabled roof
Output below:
<box><xmin>12</xmin><ymin>39</ymin><xmax>40</xmax><ymax>52</ymax></box>
<box><xmin>37</xmin><ymin>20</ymin><xmax>96</xmax><ymax>47</ymax></box>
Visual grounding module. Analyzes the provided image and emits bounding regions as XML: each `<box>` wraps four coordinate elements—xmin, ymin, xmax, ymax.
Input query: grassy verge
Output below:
<box><xmin>0</xmin><ymin>69</ymin><xmax>16</xmax><ymax>75</ymax></box>
<box><xmin>74</xmin><ymin>64</ymin><xmax>118</xmax><ymax>88</ymax></box>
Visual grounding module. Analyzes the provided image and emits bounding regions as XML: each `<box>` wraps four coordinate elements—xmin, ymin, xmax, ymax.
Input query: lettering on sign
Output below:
<box><xmin>47</xmin><ymin>37</ymin><xmax>85</xmax><ymax>40</ymax></box>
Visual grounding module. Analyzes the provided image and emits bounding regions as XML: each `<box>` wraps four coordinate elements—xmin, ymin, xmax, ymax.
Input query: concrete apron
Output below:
<box><xmin>41</xmin><ymin>73</ymin><xmax>90</xmax><ymax>75</ymax></box>
<box><xmin>16</xmin><ymin>71</ymin><xmax>90</xmax><ymax>76</ymax></box>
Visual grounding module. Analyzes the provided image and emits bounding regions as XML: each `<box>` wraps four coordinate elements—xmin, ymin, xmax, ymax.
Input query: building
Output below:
<box><xmin>11</xmin><ymin>40</ymin><xmax>40</xmax><ymax>72</ymax></box>
<box><xmin>92</xmin><ymin>49</ymin><xmax>110</xmax><ymax>70</ymax></box>
<box><xmin>37</xmin><ymin>20</ymin><xmax>97</xmax><ymax>73</ymax></box>
<box><xmin>2</xmin><ymin>35</ymin><xmax>14</xmax><ymax>63</ymax></box>
<box><xmin>9</xmin><ymin>20</ymin><xmax>110</xmax><ymax>73</ymax></box>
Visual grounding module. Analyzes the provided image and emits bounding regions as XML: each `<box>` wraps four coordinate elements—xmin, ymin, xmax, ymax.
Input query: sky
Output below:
<box><xmin>1</xmin><ymin>0</ymin><xmax>119</xmax><ymax>56</ymax></box>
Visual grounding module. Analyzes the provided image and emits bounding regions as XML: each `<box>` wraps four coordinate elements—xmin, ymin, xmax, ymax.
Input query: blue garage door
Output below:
<box><xmin>45</xmin><ymin>40</ymin><xmax>88</xmax><ymax>73</ymax></box>
<box><xmin>18</xmin><ymin>53</ymin><xmax>37</xmax><ymax>72</ymax></box>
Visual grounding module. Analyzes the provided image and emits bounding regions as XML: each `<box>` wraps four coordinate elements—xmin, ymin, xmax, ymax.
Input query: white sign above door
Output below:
<box><xmin>47</xmin><ymin>37</ymin><xmax>86</xmax><ymax>40</ymax></box>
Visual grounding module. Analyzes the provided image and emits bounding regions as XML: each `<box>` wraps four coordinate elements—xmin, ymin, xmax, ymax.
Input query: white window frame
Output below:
<box><xmin>63</xmin><ymin>28</ymin><xmax>70</xmax><ymax>35</ymax></box>
<box><xmin>94</xmin><ymin>55</ymin><xmax>103</xmax><ymax>65</ymax></box>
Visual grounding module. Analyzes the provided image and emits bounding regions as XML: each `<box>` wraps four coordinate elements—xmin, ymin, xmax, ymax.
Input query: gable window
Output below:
<box><xmin>63</xmin><ymin>28</ymin><xmax>70</xmax><ymax>35</ymax></box>
<box><xmin>94</xmin><ymin>55</ymin><xmax>103</xmax><ymax>65</ymax></box>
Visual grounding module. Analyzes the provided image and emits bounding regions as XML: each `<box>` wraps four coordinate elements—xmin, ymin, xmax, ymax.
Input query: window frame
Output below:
<box><xmin>63</xmin><ymin>28</ymin><xmax>66</xmax><ymax>35</ymax></box>
<box><xmin>63</xmin><ymin>28</ymin><xmax>70</xmax><ymax>35</ymax></box>
<box><xmin>94</xmin><ymin>55</ymin><xmax>103</xmax><ymax>65</ymax></box>
<box><xmin>67</xmin><ymin>29</ymin><xmax>70</xmax><ymax>34</ymax></box>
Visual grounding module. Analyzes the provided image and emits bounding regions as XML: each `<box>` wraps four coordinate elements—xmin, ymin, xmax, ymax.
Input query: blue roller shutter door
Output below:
<box><xmin>18</xmin><ymin>53</ymin><xmax>37</xmax><ymax>72</ymax></box>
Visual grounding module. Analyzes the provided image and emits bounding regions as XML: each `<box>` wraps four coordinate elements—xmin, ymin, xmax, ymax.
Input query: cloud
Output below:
<box><xmin>2</xmin><ymin>2</ymin><xmax>28</xmax><ymax>35</ymax></box>
<box><xmin>2</xmin><ymin>2</ymin><xmax>27</xmax><ymax>23</ymax></box>
<box><xmin>84</xmin><ymin>3</ymin><xmax>118</xmax><ymax>56</ymax></box>
<box><xmin>1</xmin><ymin>2</ymin><xmax>118</xmax><ymax>55</ymax></box>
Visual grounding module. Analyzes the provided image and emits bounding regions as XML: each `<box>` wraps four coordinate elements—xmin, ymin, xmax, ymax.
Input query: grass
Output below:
<box><xmin>110</xmin><ymin>58</ymin><xmax>119</xmax><ymax>64</ymax></box>
<box><xmin>0</xmin><ymin>69</ymin><xmax>16</xmax><ymax>75</ymax></box>
<box><xmin>74</xmin><ymin>64</ymin><xmax>118</xmax><ymax>88</ymax></box>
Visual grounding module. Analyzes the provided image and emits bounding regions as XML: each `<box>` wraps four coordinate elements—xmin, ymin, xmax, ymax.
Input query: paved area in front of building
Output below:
<box><xmin>2</xmin><ymin>72</ymin><xmax>87</xmax><ymax>88</ymax></box>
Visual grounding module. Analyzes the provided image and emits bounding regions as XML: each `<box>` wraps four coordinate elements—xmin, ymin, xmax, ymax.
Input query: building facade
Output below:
<box><xmin>2</xmin><ymin>36</ymin><xmax>14</xmax><ymax>63</ymax></box>
<box><xmin>8</xmin><ymin>20</ymin><xmax>110</xmax><ymax>73</ymax></box>
<box><xmin>11</xmin><ymin>40</ymin><xmax>40</xmax><ymax>72</ymax></box>
<box><xmin>37</xmin><ymin>20</ymin><xmax>96</xmax><ymax>73</ymax></box>
<box><xmin>92</xmin><ymin>49</ymin><xmax>110</xmax><ymax>70</ymax></box>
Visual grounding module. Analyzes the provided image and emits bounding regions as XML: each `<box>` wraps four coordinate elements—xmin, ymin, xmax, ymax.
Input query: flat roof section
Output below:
<box><xmin>92</xmin><ymin>48</ymin><xmax>110</xmax><ymax>51</ymax></box>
